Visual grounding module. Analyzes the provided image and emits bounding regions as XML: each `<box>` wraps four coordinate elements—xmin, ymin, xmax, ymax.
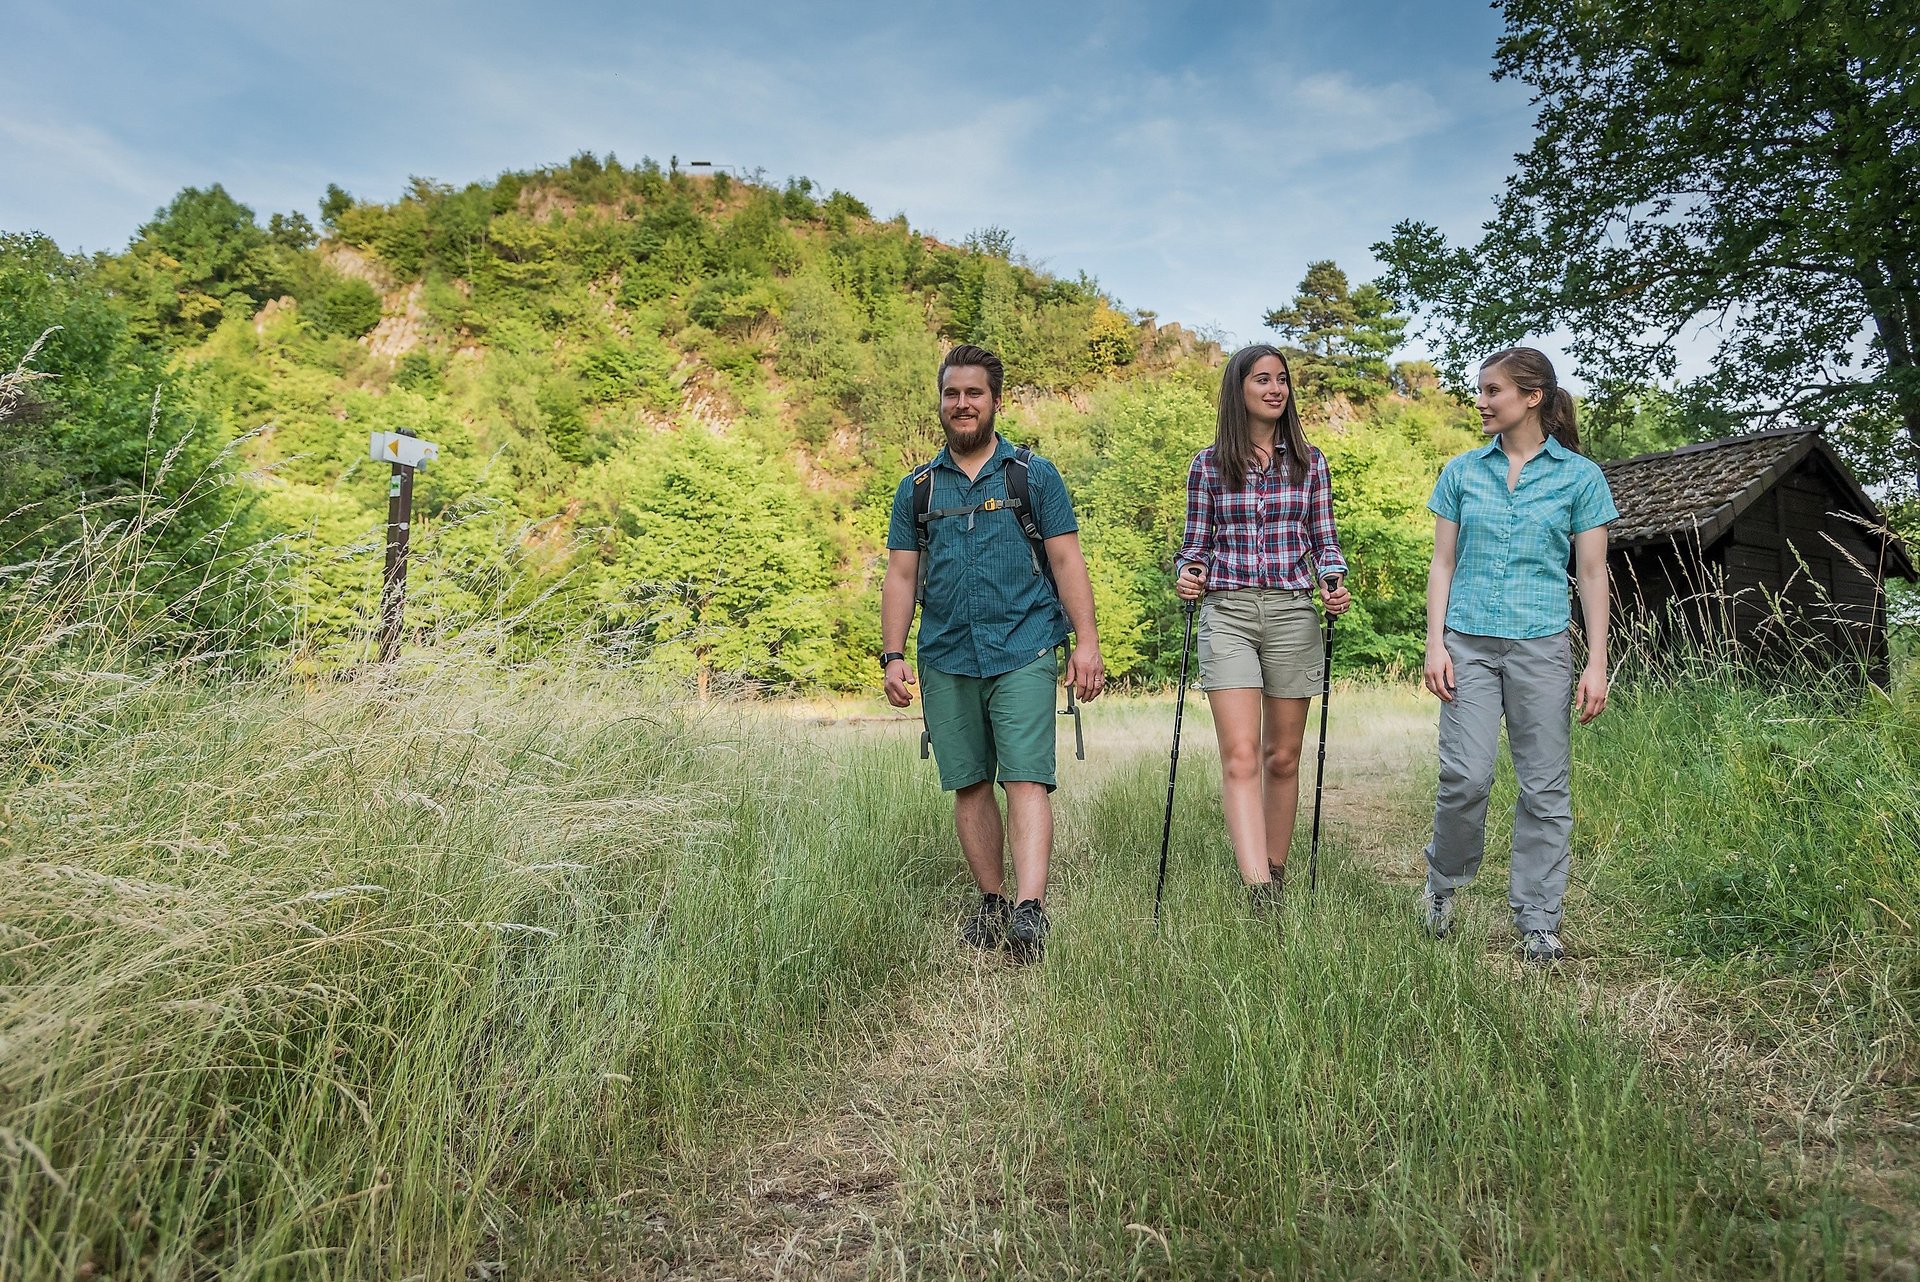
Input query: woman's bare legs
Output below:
<box><xmin>1209</xmin><ymin>690</ymin><xmax>1314</xmax><ymax>883</ymax></box>
<box><xmin>1209</xmin><ymin>688</ymin><xmax>1270</xmax><ymax>883</ymax></box>
<box><xmin>1261</xmin><ymin>696</ymin><xmax>1312</xmax><ymax>875</ymax></box>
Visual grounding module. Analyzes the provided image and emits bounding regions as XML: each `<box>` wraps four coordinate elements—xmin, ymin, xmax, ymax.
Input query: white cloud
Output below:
<box><xmin>0</xmin><ymin>115</ymin><xmax>171</xmax><ymax>202</ymax></box>
<box><xmin>0</xmin><ymin>1</ymin><xmax>1546</xmax><ymax>353</ymax></box>
<box><xmin>1284</xmin><ymin>71</ymin><xmax>1449</xmax><ymax>155</ymax></box>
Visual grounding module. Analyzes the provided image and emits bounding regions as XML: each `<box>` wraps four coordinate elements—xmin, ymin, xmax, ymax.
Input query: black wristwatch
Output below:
<box><xmin>878</xmin><ymin>651</ymin><xmax>906</xmax><ymax>669</ymax></box>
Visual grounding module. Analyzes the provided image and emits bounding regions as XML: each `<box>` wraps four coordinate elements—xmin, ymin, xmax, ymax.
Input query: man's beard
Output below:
<box><xmin>941</xmin><ymin>407</ymin><xmax>996</xmax><ymax>454</ymax></box>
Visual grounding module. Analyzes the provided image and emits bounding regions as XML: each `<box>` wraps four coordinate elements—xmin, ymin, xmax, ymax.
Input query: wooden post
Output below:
<box><xmin>378</xmin><ymin>429</ymin><xmax>418</xmax><ymax>663</ymax></box>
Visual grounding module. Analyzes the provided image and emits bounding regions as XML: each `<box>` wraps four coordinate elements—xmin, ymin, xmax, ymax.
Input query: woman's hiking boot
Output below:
<box><xmin>1247</xmin><ymin>880</ymin><xmax>1285</xmax><ymax>917</ymax></box>
<box><xmin>1007</xmin><ymin>898</ymin><xmax>1050</xmax><ymax>964</ymax></box>
<box><xmin>961</xmin><ymin>892</ymin><xmax>1010</xmax><ymax>951</ymax></box>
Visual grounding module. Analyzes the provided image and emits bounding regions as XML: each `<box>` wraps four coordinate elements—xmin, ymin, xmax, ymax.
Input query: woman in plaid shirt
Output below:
<box><xmin>1175</xmin><ymin>344</ymin><xmax>1351</xmax><ymax>912</ymax></box>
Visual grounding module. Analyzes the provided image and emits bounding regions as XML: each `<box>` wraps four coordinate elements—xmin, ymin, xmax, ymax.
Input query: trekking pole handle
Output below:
<box><xmin>1059</xmin><ymin>665</ymin><xmax>1086</xmax><ymax>760</ymax></box>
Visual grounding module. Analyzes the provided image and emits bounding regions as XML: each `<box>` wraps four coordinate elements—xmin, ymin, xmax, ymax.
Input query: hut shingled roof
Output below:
<box><xmin>1596</xmin><ymin>428</ymin><xmax>1915</xmax><ymax>578</ymax></box>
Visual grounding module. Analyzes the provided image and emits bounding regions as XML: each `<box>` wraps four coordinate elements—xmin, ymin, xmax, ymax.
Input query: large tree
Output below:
<box><xmin>1263</xmin><ymin>260</ymin><xmax>1406</xmax><ymax>405</ymax></box>
<box><xmin>95</xmin><ymin>185</ymin><xmax>287</xmax><ymax>344</ymax></box>
<box><xmin>1375</xmin><ymin>1</ymin><xmax>1920</xmax><ymax>491</ymax></box>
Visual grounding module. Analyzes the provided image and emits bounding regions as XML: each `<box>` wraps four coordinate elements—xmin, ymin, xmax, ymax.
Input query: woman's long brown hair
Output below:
<box><xmin>1216</xmin><ymin>344</ymin><xmax>1311</xmax><ymax>489</ymax></box>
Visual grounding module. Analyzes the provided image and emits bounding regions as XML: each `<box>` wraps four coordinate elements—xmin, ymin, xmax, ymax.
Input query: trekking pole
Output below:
<box><xmin>1308</xmin><ymin>574</ymin><xmax>1341</xmax><ymax>893</ymax></box>
<box><xmin>1153</xmin><ymin>598</ymin><xmax>1199</xmax><ymax>926</ymax></box>
<box><xmin>1062</xmin><ymin>679</ymin><xmax>1085</xmax><ymax>759</ymax></box>
<box><xmin>1058</xmin><ymin>642</ymin><xmax>1085</xmax><ymax>760</ymax></box>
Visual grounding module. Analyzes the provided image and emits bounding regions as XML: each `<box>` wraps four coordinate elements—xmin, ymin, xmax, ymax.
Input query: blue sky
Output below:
<box><xmin>1</xmin><ymin>0</ymin><xmax>1537</xmax><ymax>357</ymax></box>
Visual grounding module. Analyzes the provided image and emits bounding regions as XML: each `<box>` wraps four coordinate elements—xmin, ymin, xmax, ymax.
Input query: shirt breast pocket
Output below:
<box><xmin>1522</xmin><ymin>486</ymin><xmax>1576</xmax><ymax>535</ymax></box>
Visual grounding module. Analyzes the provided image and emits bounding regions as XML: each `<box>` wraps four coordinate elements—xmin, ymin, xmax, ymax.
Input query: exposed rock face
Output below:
<box><xmin>366</xmin><ymin>282</ymin><xmax>427</xmax><ymax>359</ymax></box>
<box><xmin>319</xmin><ymin>243</ymin><xmax>395</xmax><ymax>292</ymax></box>
<box><xmin>252</xmin><ymin>296</ymin><xmax>299</xmax><ymax>334</ymax></box>
<box><xmin>1138</xmin><ymin>316</ymin><xmax>1223</xmax><ymax>367</ymax></box>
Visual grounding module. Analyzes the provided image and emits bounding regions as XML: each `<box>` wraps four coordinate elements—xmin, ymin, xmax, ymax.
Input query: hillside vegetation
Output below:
<box><xmin>3</xmin><ymin>154</ymin><xmax>1476</xmax><ymax>688</ymax></box>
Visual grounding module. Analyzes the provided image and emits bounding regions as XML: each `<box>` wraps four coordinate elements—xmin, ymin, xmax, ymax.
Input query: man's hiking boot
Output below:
<box><xmin>961</xmin><ymin>892</ymin><xmax>1010</xmax><ymax>951</ymax></box>
<box><xmin>1422</xmin><ymin>887</ymin><xmax>1455</xmax><ymax>940</ymax></box>
<box><xmin>1521</xmin><ymin>929</ymin><xmax>1566</xmax><ymax>966</ymax></box>
<box><xmin>1007</xmin><ymin>898</ymin><xmax>1050</xmax><ymax>964</ymax></box>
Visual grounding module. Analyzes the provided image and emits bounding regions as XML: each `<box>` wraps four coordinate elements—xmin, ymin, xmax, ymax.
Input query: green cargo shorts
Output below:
<box><xmin>920</xmin><ymin>650</ymin><xmax>1060</xmax><ymax>792</ymax></box>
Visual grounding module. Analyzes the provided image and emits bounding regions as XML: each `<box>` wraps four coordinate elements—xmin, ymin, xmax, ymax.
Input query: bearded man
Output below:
<box><xmin>879</xmin><ymin>344</ymin><xmax>1104</xmax><ymax>964</ymax></box>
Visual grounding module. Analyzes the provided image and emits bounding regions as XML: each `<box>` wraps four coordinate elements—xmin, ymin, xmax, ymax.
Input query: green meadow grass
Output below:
<box><xmin>0</xmin><ymin>668</ymin><xmax>949</xmax><ymax>1278</ymax></box>
<box><xmin>1575</xmin><ymin>673</ymin><xmax>1919</xmax><ymax>1002</ymax></box>
<box><xmin>899</xmin><ymin>750</ymin><xmax>1858</xmax><ymax>1281</ymax></box>
<box><xmin>3</xmin><ymin>671</ymin><xmax>1910</xmax><ymax>1279</ymax></box>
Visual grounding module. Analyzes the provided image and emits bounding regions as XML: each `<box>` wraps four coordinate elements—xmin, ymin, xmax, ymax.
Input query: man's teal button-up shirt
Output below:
<box><xmin>1427</xmin><ymin>433</ymin><xmax>1619</xmax><ymax>639</ymax></box>
<box><xmin>887</xmin><ymin>436</ymin><xmax>1076</xmax><ymax>678</ymax></box>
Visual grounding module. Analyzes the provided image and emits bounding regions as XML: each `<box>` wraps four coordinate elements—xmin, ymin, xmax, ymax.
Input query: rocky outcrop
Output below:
<box><xmin>366</xmin><ymin>282</ymin><xmax>427</xmax><ymax>359</ymax></box>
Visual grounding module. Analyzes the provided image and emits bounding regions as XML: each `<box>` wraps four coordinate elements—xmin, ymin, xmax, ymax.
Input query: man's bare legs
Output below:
<box><xmin>953</xmin><ymin>778</ymin><xmax>1051</xmax><ymax>902</ymax></box>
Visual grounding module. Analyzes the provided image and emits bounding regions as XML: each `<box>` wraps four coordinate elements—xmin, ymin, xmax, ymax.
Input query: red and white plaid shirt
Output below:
<box><xmin>1175</xmin><ymin>443</ymin><xmax>1346</xmax><ymax>590</ymax></box>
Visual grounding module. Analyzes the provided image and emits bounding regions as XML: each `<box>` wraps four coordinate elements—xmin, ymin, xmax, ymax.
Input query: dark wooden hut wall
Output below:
<box><xmin>1600</xmin><ymin>437</ymin><xmax>1906</xmax><ymax>677</ymax></box>
<box><xmin>1717</xmin><ymin>455</ymin><xmax>1888</xmax><ymax>663</ymax></box>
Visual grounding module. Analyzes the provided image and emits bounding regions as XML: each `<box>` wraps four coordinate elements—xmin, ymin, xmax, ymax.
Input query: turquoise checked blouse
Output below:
<box><xmin>1427</xmin><ymin>434</ymin><xmax>1618</xmax><ymax>639</ymax></box>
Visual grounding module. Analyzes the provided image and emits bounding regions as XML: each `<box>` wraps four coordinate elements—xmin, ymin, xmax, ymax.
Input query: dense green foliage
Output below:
<box><xmin>4</xmin><ymin>156</ymin><xmax>1479</xmax><ymax>686</ymax></box>
<box><xmin>1376</xmin><ymin>0</ymin><xmax>1920</xmax><ymax>498</ymax></box>
<box><xmin>0</xmin><ymin>232</ymin><xmax>278</xmax><ymax>652</ymax></box>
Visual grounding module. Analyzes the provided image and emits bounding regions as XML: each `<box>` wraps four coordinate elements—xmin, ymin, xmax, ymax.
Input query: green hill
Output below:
<box><xmin>3</xmin><ymin>153</ymin><xmax>1478</xmax><ymax>688</ymax></box>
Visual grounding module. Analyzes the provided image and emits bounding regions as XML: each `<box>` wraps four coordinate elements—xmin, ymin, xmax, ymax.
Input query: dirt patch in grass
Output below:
<box><xmin>553</xmin><ymin>928</ymin><xmax>1023</xmax><ymax>1278</ymax></box>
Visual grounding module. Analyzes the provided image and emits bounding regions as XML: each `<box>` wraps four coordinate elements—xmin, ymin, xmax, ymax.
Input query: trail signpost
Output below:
<box><xmin>370</xmin><ymin>429</ymin><xmax>439</xmax><ymax>662</ymax></box>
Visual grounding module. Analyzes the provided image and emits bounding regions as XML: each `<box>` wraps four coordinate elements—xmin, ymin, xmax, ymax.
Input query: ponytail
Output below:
<box><xmin>1542</xmin><ymin>386</ymin><xmax>1580</xmax><ymax>454</ymax></box>
<box><xmin>1481</xmin><ymin>346</ymin><xmax>1581</xmax><ymax>455</ymax></box>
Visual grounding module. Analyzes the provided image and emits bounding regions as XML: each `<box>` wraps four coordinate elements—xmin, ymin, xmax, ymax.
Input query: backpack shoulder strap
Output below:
<box><xmin>1005</xmin><ymin>446</ymin><xmax>1059</xmax><ymax>599</ymax></box>
<box><xmin>1004</xmin><ymin>446</ymin><xmax>1045</xmax><ymax>545</ymax></box>
<box><xmin>910</xmin><ymin>462</ymin><xmax>936</xmax><ymax>546</ymax></box>
<box><xmin>910</xmin><ymin>462</ymin><xmax>936</xmax><ymax>603</ymax></box>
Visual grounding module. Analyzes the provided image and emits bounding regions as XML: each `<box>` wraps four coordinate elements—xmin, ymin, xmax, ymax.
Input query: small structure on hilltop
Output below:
<box><xmin>1597</xmin><ymin>429</ymin><xmax>1915</xmax><ymax>679</ymax></box>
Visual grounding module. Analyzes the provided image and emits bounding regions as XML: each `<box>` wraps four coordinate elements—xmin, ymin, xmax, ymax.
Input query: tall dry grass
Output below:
<box><xmin>1</xmin><ymin>664</ymin><xmax>954</xmax><ymax>1277</ymax></box>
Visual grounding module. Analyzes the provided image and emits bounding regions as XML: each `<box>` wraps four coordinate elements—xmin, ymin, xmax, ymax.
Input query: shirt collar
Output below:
<box><xmin>932</xmin><ymin>433</ymin><xmax>1015</xmax><ymax>474</ymax></box>
<box><xmin>1478</xmin><ymin>433</ymin><xmax>1572</xmax><ymax>462</ymax></box>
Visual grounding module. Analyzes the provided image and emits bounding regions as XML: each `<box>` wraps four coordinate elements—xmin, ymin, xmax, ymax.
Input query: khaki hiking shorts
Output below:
<box><xmin>1197</xmin><ymin>588</ymin><xmax>1323</xmax><ymax>699</ymax></box>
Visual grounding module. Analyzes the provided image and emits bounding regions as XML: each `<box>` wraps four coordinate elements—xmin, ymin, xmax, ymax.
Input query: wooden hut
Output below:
<box><xmin>1596</xmin><ymin>429</ymin><xmax>1915</xmax><ymax>678</ymax></box>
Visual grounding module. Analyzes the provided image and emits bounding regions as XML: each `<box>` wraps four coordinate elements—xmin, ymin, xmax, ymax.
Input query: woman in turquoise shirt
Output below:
<box><xmin>1421</xmin><ymin>347</ymin><xmax>1617</xmax><ymax>965</ymax></box>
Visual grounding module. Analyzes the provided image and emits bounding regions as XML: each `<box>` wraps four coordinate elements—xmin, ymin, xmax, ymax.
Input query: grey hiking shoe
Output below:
<box><xmin>1521</xmin><ymin>930</ymin><xmax>1566</xmax><ymax>965</ymax></box>
<box><xmin>1006</xmin><ymin>898</ymin><xmax>1050</xmax><ymax>964</ymax></box>
<box><xmin>1422</xmin><ymin>887</ymin><xmax>1455</xmax><ymax>939</ymax></box>
<box><xmin>961</xmin><ymin>892</ymin><xmax>1010</xmax><ymax>951</ymax></box>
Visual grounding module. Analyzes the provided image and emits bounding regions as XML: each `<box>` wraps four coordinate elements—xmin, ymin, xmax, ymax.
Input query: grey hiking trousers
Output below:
<box><xmin>1425</xmin><ymin>628</ymin><xmax>1576</xmax><ymax>933</ymax></box>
